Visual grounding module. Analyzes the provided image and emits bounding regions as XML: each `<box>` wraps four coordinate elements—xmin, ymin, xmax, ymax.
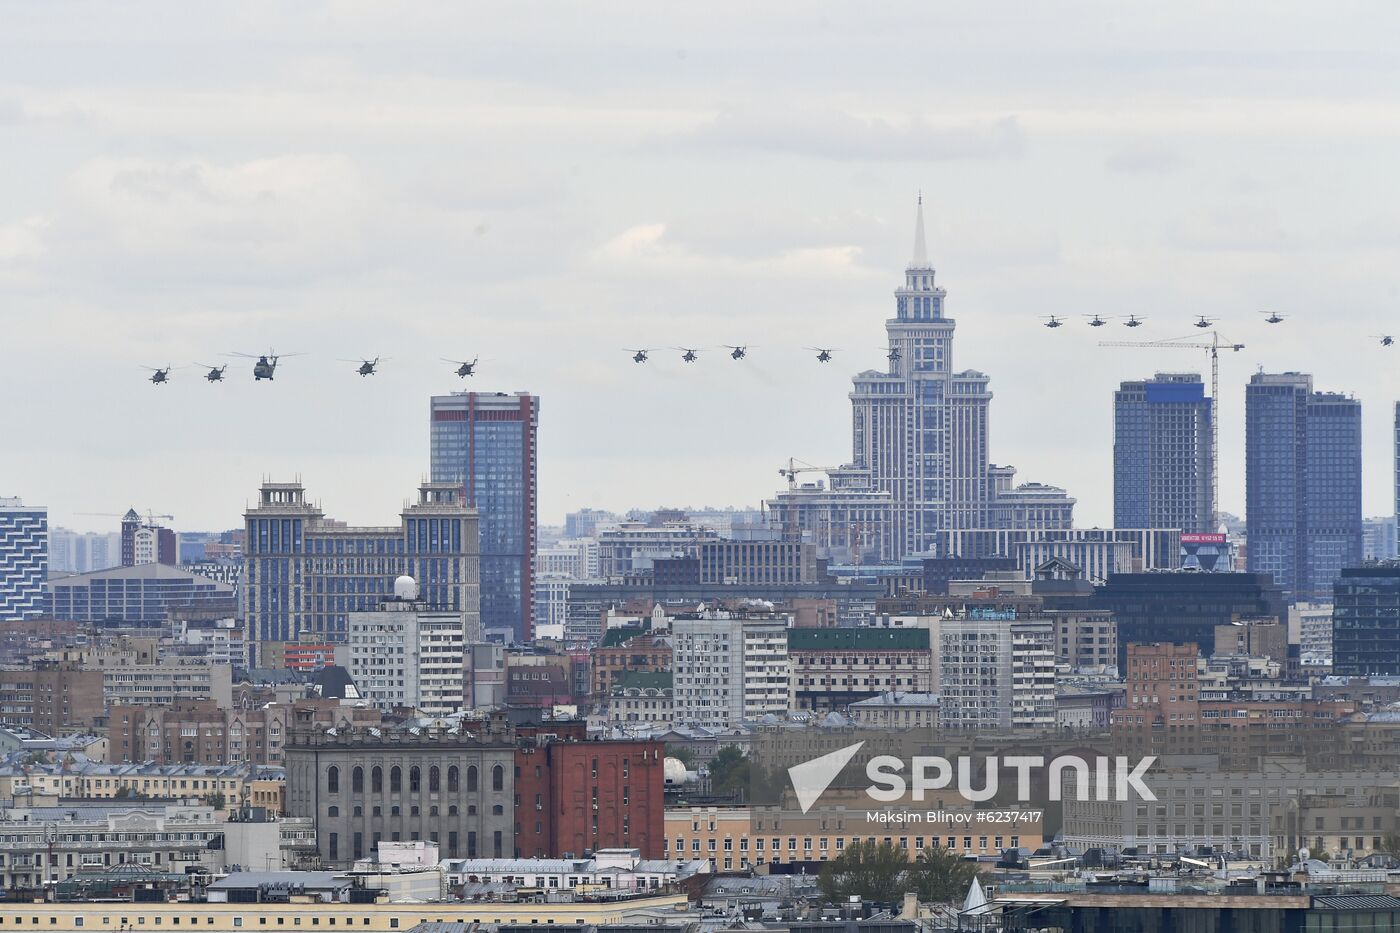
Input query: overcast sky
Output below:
<box><xmin>5</xmin><ymin>2</ymin><xmax>1400</xmax><ymax>534</ymax></box>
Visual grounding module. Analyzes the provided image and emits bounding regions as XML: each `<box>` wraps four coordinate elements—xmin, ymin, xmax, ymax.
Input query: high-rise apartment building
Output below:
<box><xmin>1246</xmin><ymin>373</ymin><xmax>1362</xmax><ymax>601</ymax></box>
<box><xmin>430</xmin><ymin>391</ymin><xmax>539</xmax><ymax>642</ymax></box>
<box><xmin>670</xmin><ymin>609</ymin><xmax>789</xmax><ymax>729</ymax></box>
<box><xmin>1114</xmin><ymin>373</ymin><xmax>1214</xmax><ymax>534</ymax></box>
<box><xmin>845</xmin><ymin>200</ymin><xmax>1073</xmax><ymax>559</ymax></box>
<box><xmin>241</xmin><ymin>481</ymin><xmax>480</xmax><ymax>657</ymax></box>
<box><xmin>0</xmin><ymin>497</ymin><xmax>47</xmax><ymax>621</ymax></box>
<box><xmin>347</xmin><ymin>579</ymin><xmax>468</xmax><ymax>714</ymax></box>
<box><xmin>938</xmin><ymin>611</ymin><xmax>1055</xmax><ymax>729</ymax></box>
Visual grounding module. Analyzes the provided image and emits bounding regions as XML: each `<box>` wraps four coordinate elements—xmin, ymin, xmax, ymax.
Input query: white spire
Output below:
<box><xmin>962</xmin><ymin>876</ymin><xmax>987</xmax><ymax>912</ymax></box>
<box><xmin>910</xmin><ymin>192</ymin><xmax>930</xmax><ymax>269</ymax></box>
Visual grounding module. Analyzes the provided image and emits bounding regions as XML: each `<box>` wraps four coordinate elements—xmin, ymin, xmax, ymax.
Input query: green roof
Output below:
<box><xmin>613</xmin><ymin>671</ymin><xmax>672</xmax><ymax>691</ymax></box>
<box><xmin>787</xmin><ymin>628</ymin><xmax>930</xmax><ymax>651</ymax></box>
<box><xmin>599</xmin><ymin>625</ymin><xmax>647</xmax><ymax>648</ymax></box>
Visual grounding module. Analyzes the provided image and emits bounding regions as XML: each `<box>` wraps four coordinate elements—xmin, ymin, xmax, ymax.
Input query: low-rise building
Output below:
<box><xmin>847</xmin><ymin>692</ymin><xmax>939</xmax><ymax>729</ymax></box>
<box><xmin>441</xmin><ymin>847</ymin><xmax>707</xmax><ymax>892</ymax></box>
<box><xmin>606</xmin><ymin>672</ymin><xmax>674</xmax><ymax>728</ymax></box>
<box><xmin>0</xmin><ymin>802</ymin><xmax>222</xmax><ymax>890</ymax></box>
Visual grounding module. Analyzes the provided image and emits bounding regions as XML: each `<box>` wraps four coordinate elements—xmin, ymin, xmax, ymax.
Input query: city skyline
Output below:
<box><xmin>7</xmin><ymin>4</ymin><xmax>1400</xmax><ymax>534</ymax></box>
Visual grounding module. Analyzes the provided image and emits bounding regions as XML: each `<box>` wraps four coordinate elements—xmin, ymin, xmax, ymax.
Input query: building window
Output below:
<box><xmin>467</xmin><ymin>767</ymin><xmax>478</xmax><ymax>792</ymax></box>
<box><xmin>492</xmin><ymin>765</ymin><xmax>504</xmax><ymax>792</ymax></box>
<box><xmin>352</xmin><ymin>767</ymin><xmax>363</xmax><ymax>793</ymax></box>
<box><xmin>448</xmin><ymin>767</ymin><xmax>459</xmax><ymax>792</ymax></box>
<box><xmin>390</xmin><ymin>767</ymin><xmax>402</xmax><ymax>793</ymax></box>
<box><xmin>326</xmin><ymin>767</ymin><xmax>339</xmax><ymax>794</ymax></box>
<box><xmin>409</xmin><ymin>767</ymin><xmax>421</xmax><ymax>793</ymax></box>
<box><xmin>429</xmin><ymin>767</ymin><xmax>440</xmax><ymax>793</ymax></box>
<box><xmin>372</xmin><ymin>767</ymin><xmax>382</xmax><ymax>793</ymax></box>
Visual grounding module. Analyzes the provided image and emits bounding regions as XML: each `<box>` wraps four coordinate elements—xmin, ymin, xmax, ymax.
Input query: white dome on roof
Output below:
<box><xmin>394</xmin><ymin>576</ymin><xmax>419</xmax><ymax>600</ymax></box>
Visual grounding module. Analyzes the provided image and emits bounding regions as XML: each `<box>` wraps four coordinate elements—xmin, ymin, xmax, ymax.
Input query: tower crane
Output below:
<box><xmin>778</xmin><ymin>458</ymin><xmax>844</xmax><ymax>489</ymax></box>
<box><xmin>78</xmin><ymin>510</ymin><xmax>175</xmax><ymax>527</ymax></box>
<box><xmin>1099</xmin><ymin>331</ymin><xmax>1243</xmax><ymax>531</ymax></box>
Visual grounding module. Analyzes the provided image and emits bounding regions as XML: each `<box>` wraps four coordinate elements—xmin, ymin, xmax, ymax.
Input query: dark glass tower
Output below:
<box><xmin>1333</xmin><ymin>564</ymin><xmax>1400</xmax><ymax>676</ymax></box>
<box><xmin>1245</xmin><ymin>372</ymin><xmax>1362</xmax><ymax>602</ymax></box>
<box><xmin>430</xmin><ymin>391</ymin><xmax>539</xmax><ymax>642</ymax></box>
<box><xmin>1113</xmin><ymin>373</ymin><xmax>1214</xmax><ymax>534</ymax></box>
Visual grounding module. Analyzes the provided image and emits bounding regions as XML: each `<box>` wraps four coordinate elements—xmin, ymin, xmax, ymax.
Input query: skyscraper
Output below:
<box><xmin>0</xmin><ymin>497</ymin><xmax>47</xmax><ymax>621</ymax></box>
<box><xmin>1113</xmin><ymin>373</ymin><xmax>1214</xmax><ymax>534</ymax></box>
<box><xmin>430</xmin><ymin>391</ymin><xmax>539</xmax><ymax>642</ymax></box>
<box><xmin>846</xmin><ymin>199</ymin><xmax>1072</xmax><ymax>559</ymax></box>
<box><xmin>1246</xmin><ymin>372</ymin><xmax>1362</xmax><ymax>601</ymax></box>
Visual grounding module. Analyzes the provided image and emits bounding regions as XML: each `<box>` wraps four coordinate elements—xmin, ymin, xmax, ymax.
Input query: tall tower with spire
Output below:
<box><xmin>847</xmin><ymin>199</ymin><xmax>1006</xmax><ymax>557</ymax></box>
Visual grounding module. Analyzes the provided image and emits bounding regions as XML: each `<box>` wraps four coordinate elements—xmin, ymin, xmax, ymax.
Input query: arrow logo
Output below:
<box><xmin>788</xmin><ymin>741</ymin><xmax>865</xmax><ymax>814</ymax></box>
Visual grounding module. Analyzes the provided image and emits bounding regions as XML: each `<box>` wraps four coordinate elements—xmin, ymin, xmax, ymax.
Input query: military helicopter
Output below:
<box><xmin>1085</xmin><ymin>314</ymin><xmax>1108</xmax><ymax>327</ymax></box>
<box><xmin>1194</xmin><ymin>315</ymin><xmax>1215</xmax><ymax>329</ymax></box>
<box><xmin>724</xmin><ymin>345</ymin><xmax>748</xmax><ymax>360</ymax></box>
<box><xmin>197</xmin><ymin>364</ymin><xmax>227</xmax><ymax>383</ymax></box>
<box><xmin>1374</xmin><ymin>335</ymin><xmax>1395</xmax><ymax>347</ymax></box>
<box><xmin>1124</xmin><ymin>315</ymin><xmax>1145</xmax><ymax>327</ymax></box>
<box><xmin>443</xmin><ymin>358</ymin><xmax>479</xmax><ymax>377</ymax></box>
<box><xmin>887</xmin><ymin>347</ymin><xmax>902</xmax><ymax>363</ymax></box>
<box><xmin>676</xmin><ymin>347</ymin><xmax>700</xmax><ymax>363</ymax></box>
<box><xmin>807</xmin><ymin>347</ymin><xmax>837</xmax><ymax>362</ymax></box>
<box><xmin>1261</xmin><ymin>311</ymin><xmax>1284</xmax><ymax>324</ymax></box>
<box><xmin>1042</xmin><ymin>316</ymin><xmax>1064</xmax><ymax>328</ymax></box>
<box><xmin>230</xmin><ymin>350</ymin><xmax>301</xmax><ymax>381</ymax></box>
<box><xmin>143</xmin><ymin>366</ymin><xmax>173</xmax><ymax>385</ymax></box>
<box><xmin>626</xmin><ymin>349</ymin><xmax>653</xmax><ymax>363</ymax></box>
<box><xmin>340</xmin><ymin>357</ymin><xmax>385</xmax><ymax>377</ymax></box>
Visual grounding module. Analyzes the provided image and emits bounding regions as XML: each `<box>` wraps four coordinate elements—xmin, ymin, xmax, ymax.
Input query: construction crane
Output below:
<box><xmin>1099</xmin><ymin>331</ymin><xmax>1243</xmax><ymax>531</ymax></box>
<box><xmin>78</xmin><ymin>510</ymin><xmax>175</xmax><ymax>527</ymax></box>
<box><xmin>777</xmin><ymin>457</ymin><xmax>843</xmax><ymax>489</ymax></box>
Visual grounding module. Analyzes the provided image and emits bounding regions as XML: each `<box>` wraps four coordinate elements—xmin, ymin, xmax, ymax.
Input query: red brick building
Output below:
<box><xmin>513</xmin><ymin>724</ymin><xmax>665</xmax><ymax>859</ymax></box>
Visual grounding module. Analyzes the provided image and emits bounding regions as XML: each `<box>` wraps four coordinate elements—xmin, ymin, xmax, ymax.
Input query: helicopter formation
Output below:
<box><xmin>141</xmin><ymin>353</ymin><xmax>484</xmax><ymax>385</ymax></box>
<box><xmin>624</xmin><ymin>346</ymin><xmax>849</xmax><ymax>364</ymax></box>
<box><xmin>1039</xmin><ymin>310</ymin><xmax>1395</xmax><ymax>347</ymax></box>
<box><xmin>145</xmin><ymin>345</ymin><xmax>916</xmax><ymax>384</ymax></box>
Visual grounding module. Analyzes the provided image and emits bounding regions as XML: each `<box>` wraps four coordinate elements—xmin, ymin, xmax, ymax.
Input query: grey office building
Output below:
<box><xmin>1246</xmin><ymin>372</ymin><xmax>1362</xmax><ymax>602</ymax></box>
<box><xmin>285</xmin><ymin>723</ymin><xmax>516</xmax><ymax>866</ymax></box>
<box><xmin>1114</xmin><ymin>373</ymin><xmax>1214</xmax><ymax>534</ymax></box>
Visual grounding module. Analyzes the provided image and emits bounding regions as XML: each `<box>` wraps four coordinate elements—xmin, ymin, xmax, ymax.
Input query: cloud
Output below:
<box><xmin>677</xmin><ymin>107</ymin><xmax>1026</xmax><ymax>161</ymax></box>
<box><xmin>1105</xmin><ymin>141</ymin><xmax>1186</xmax><ymax>174</ymax></box>
<box><xmin>590</xmin><ymin>222</ymin><xmax>867</xmax><ymax>279</ymax></box>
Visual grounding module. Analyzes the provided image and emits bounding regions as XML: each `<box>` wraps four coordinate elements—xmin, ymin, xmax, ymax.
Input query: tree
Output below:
<box><xmin>667</xmin><ymin>746</ymin><xmax>695</xmax><ymax>769</ymax></box>
<box><xmin>205</xmin><ymin>792</ymin><xmax>226</xmax><ymax>810</ymax></box>
<box><xmin>708</xmin><ymin>745</ymin><xmax>751</xmax><ymax>798</ymax></box>
<box><xmin>817</xmin><ymin>840</ymin><xmax>907</xmax><ymax>904</ymax></box>
<box><xmin>909</xmin><ymin>846</ymin><xmax>983</xmax><ymax>904</ymax></box>
<box><xmin>1377</xmin><ymin>833</ymin><xmax>1400</xmax><ymax>857</ymax></box>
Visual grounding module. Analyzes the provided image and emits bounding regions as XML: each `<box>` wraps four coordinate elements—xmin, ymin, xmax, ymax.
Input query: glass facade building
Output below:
<box><xmin>1246</xmin><ymin>372</ymin><xmax>1362</xmax><ymax>602</ymax></box>
<box><xmin>1113</xmin><ymin>373</ymin><xmax>1214</xmax><ymax>534</ymax></box>
<box><xmin>1333</xmin><ymin>564</ymin><xmax>1400</xmax><ymax>676</ymax></box>
<box><xmin>0</xmin><ymin>497</ymin><xmax>48</xmax><ymax>620</ymax></box>
<box><xmin>47</xmin><ymin>563</ymin><xmax>234</xmax><ymax>623</ymax></box>
<box><xmin>430</xmin><ymin>391</ymin><xmax>538</xmax><ymax>642</ymax></box>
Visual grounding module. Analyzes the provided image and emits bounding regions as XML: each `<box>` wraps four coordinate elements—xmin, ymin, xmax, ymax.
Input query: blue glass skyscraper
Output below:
<box><xmin>430</xmin><ymin>391</ymin><xmax>539</xmax><ymax>642</ymax></box>
<box><xmin>1246</xmin><ymin>372</ymin><xmax>1362</xmax><ymax>602</ymax></box>
<box><xmin>1113</xmin><ymin>373</ymin><xmax>1214</xmax><ymax>534</ymax></box>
